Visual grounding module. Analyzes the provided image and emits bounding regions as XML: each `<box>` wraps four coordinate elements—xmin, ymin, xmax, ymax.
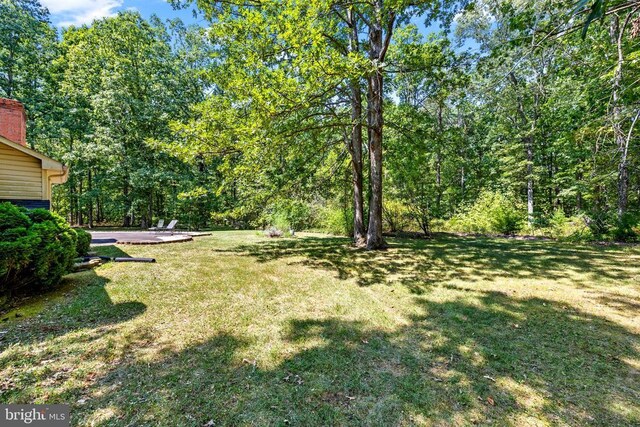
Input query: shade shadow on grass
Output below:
<box><xmin>0</xmin><ymin>245</ymin><xmax>147</xmax><ymax>350</ymax></box>
<box><xmin>225</xmin><ymin>234</ymin><xmax>639</xmax><ymax>291</ymax></box>
<box><xmin>52</xmin><ymin>290</ymin><xmax>639</xmax><ymax>426</ymax></box>
<box><xmin>2</xmin><ymin>236</ymin><xmax>638</xmax><ymax>425</ymax></box>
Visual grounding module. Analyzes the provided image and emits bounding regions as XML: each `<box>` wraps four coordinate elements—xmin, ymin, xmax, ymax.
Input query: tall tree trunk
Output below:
<box><xmin>366</xmin><ymin>7</ymin><xmax>384</xmax><ymax>250</ymax></box>
<box><xmin>365</xmin><ymin>0</ymin><xmax>394</xmax><ymax>250</ymax></box>
<box><xmin>347</xmin><ymin>9</ymin><xmax>366</xmax><ymax>246</ymax></box>
<box><xmin>508</xmin><ymin>72</ymin><xmax>535</xmax><ymax>227</ymax></box>
<box><xmin>366</xmin><ymin>70</ymin><xmax>384</xmax><ymax>250</ymax></box>
<box><xmin>87</xmin><ymin>169</ymin><xmax>93</xmax><ymax>229</ymax></box>
<box><xmin>123</xmin><ymin>183</ymin><xmax>131</xmax><ymax>227</ymax></box>
<box><xmin>526</xmin><ymin>135</ymin><xmax>534</xmax><ymax>226</ymax></box>
<box><xmin>67</xmin><ymin>138</ymin><xmax>75</xmax><ymax>224</ymax></box>
<box><xmin>6</xmin><ymin>44</ymin><xmax>14</xmax><ymax>98</ymax></box>
<box><xmin>351</xmin><ymin>82</ymin><xmax>366</xmax><ymax>245</ymax></box>
<box><xmin>77</xmin><ymin>179</ymin><xmax>83</xmax><ymax>226</ymax></box>
<box><xmin>611</xmin><ymin>14</ymin><xmax>634</xmax><ymax>219</ymax></box>
<box><xmin>145</xmin><ymin>190</ymin><xmax>153</xmax><ymax>229</ymax></box>
<box><xmin>435</xmin><ymin>102</ymin><xmax>444</xmax><ymax>214</ymax></box>
<box><xmin>97</xmin><ymin>195</ymin><xmax>103</xmax><ymax>224</ymax></box>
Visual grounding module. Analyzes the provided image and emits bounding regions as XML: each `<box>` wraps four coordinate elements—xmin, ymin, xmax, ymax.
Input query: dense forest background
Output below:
<box><xmin>2</xmin><ymin>0</ymin><xmax>639</xmax><ymax>244</ymax></box>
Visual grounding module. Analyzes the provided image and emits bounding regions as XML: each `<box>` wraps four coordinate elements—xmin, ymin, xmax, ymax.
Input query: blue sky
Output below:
<box><xmin>41</xmin><ymin>0</ymin><xmax>203</xmax><ymax>27</ymax></box>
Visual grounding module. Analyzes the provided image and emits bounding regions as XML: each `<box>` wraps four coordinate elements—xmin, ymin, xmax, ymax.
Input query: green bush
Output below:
<box><xmin>0</xmin><ymin>203</ymin><xmax>37</xmax><ymax>283</ymax></box>
<box><xmin>383</xmin><ymin>199</ymin><xmax>413</xmax><ymax>232</ymax></box>
<box><xmin>430</xmin><ymin>218</ymin><xmax>446</xmax><ymax>232</ymax></box>
<box><xmin>612</xmin><ymin>212</ymin><xmax>639</xmax><ymax>242</ymax></box>
<box><xmin>542</xmin><ymin>209</ymin><xmax>589</xmax><ymax>240</ymax></box>
<box><xmin>318</xmin><ymin>203</ymin><xmax>353</xmax><ymax>236</ymax></box>
<box><xmin>176</xmin><ymin>187</ymin><xmax>213</xmax><ymax>230</ymax></box>
<box><xmin>537</xmin><ymin>209</ymin><xmax>638</xmax><ymax>242</ymax></box>
<box><xmin>547</xmin><ymin>208</ymin><xmax>571</xmax><ymax>238</ymax></box>
<box><xmin>266</xmin><ymin>200</ymin><xmax>312</xmax><ymax>233</ymax></box>
<box><xmin>75</xmin><ymin>228</ymin><xmax>92</xmax><ymax>256</ymax></box>
<box><xmin>0</xmin><ymin>203</ymin><xmax>78</xmax><ymax>298</ymax></box>
<box><xmin>579</xmin><ymin>210</ymin><xmax>639</xmax><ymax>242</ymax></box>
<box><xmin>447</xmin><ymin>191</ymin><xmax>524</xmax><ymax>235</ymax></box>
<box><xmin>584</xmin><ymin>210</ymin><xmax>611</xmax><ymax>239</ymax></box>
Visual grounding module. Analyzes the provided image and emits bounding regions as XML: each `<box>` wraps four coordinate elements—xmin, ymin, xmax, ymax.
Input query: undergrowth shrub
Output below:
<box><xmin>447</xmin><ymin>191</ymin><xmax>524</xmax><ymax>235</ymax></box>
<box><xmin>536</xmin><ymin>209</ymin><xmax>638</xmax><ymax>242</ymax></box>
<box><xmin>612</xmin><ymin>212</ymin><xmax>639</xmax><ymax>242</ymax></box>
<box><xmin>579</xmin><ymin>210</ymin><xmax>638</xmax><ymax>242</ymax></box>
<box><xmin>541</xmin><ymin>209</ymin><xmax>588</xmax><ymax>240</ymax></box>
<box><xmin>176</xmin><ymin>187</ymin><xmax>213</xmax><ymax>230</ymax></box>
<box><xmin>383</xmin><ymin>199</ymin><xmax>413</xmax><ymax>232</ymax></box>
<box><xmin>318</xmin><ymin>202</ymin><xmax>353</xmax><ymax>236</ymax></box>
<box><xmin>75</xmin><ymin>228</ymin><xmax>92</xmax><ymax>256</ymax></box>
<box><xmin>584</xmin><ymin>210</ymin><xmax>611</xmax><ymax>239</ymax></box>
<box><xmin>265</xmin><ymin>200</ymin><xmax>312</xmax><ymax>233</ymax></box>
<box><xmin>430</xmin><ymin>218</ymin><xmax>446</xmax><ymax>232</ymax></box>
<box><xmin>0</xmin><ymin>203</ymin><xmax>78</xmax><ymax>300</ymax></box>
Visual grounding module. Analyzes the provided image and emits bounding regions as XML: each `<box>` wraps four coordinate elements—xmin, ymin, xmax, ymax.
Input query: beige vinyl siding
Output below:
<box><xmin>0</xmin><ymin>143</ymin><xmax>43</xmax><ymax>200</ymax></box>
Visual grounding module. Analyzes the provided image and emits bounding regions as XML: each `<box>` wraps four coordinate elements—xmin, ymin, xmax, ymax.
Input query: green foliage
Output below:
<box><xmin>6</xmin><ymin>0</ymin><xmax>640</xmax><ymax>246</ymax></box>
<box><xmin>612</xmin><ymin>212</ymin><xmax>639</xmax><ymax>243</ymax></box>
<box><xmin>383</xmin><ymin>199</ymin><xmax>413</xmax><ymax>232</ymax></box>
<box><xmin>318</xmin><ymin>202</ymin><xmax>353</xmax><ymax>237</ymax></box>
<box><xmin>24</xmin><ymin>208</ymin><xmax>77</xmax><ymax>288</ymax></box>
<box><xmin>269</xmin><ymin>212</ymin><xmax>291</xmax><ymax>234</ymax></box>
<box><xmin>0</xmin><ymin>203</ymin><xmax>77</xmax><ymax>299</ymax></box>
<box><xmin>265</xmin><ymin>200</ymin><xmax>312</xmax><ymax>232</ymax></box>
<box><xmin>75</xmin><ymin>228</ymin><xmax>91</xmax><ymax>257</ymax></box>
<box><xmin>176</xmin><ymin>187</ymin><xmax>214</xmax><ymax>231</ymax></box>
<box><xmin>573</xmin><ymin>0</ymin><xmax>609</xmax><ymax>39</ymax></box>
<box><xmin>0</xmin><ymin>203</ymin><xmax>37</xmax><ymax>284</ymax></box>
<box><xmin>448</xmin><ymin>191</ymin><xmax>524</xmax><ymax>235</ymax></box>
<box><xmin>0</xmin><ymin>0</ymin><xmax>56</xmax><ymax>102</ymax></box>
<box><xmin>540</xmin><ymin>209</ymin><xmax>588</xmax><ymax>240</ymax></box>
<box><xmin>40</xmin><ymin>10</ymin><xmax>209</xmax><ymax>229</ymax></box>
<box><xmin>547</xmin><ymin>209</ymin><xmax>570</xmax><ymax>238</ymax></box>
<box><xmin>584</xmin><ymin>210</ymin><xmax>612</xmax><ymax>239</ymax></box>
<box><xmin>539</xmin><ymin>210</ymin><xmax>639</xmax><ymax>242</ymax></box>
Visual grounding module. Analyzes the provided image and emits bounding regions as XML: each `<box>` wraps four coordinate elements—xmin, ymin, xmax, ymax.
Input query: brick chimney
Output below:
<box><xmin>0</xmin><ymin>98</ymin><xmax>27</xmax><ymax>146</ymax></box>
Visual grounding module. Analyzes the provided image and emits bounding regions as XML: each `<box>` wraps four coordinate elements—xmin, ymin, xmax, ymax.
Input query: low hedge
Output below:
<box><xmin>0</xmin><ymin>202</ymin><xmax>80</xmax><ymax>298</ymax></box>
<box><xmin>75</xmin><ymin>228</ymin><xmax>92</xmax><ymax>257</ymax></box>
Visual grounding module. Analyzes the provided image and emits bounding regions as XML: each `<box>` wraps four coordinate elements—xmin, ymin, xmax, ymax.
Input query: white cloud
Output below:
<box><xmin>40</xmin><ymin>0</ymin><xmax>124</xmax><ymax>27</ymax></box>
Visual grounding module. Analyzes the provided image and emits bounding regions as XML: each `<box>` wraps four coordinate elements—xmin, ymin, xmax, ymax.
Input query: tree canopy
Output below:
<box><xmin>2</xmin><ymin>0</ymin><xmax>640</xmax><ymax>243</ymax></box>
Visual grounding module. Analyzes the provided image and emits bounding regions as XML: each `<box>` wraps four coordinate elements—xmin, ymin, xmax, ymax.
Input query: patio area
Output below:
<box><xmin>89</xmin><ymin>231</ymin><xmax>194</xmax><ymax>245</ymax></box>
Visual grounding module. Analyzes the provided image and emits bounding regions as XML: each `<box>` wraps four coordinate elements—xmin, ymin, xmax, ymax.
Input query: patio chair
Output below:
<box><xmin>161</xmin><ymin>219</ymin><xmax>179</xmax><ymax>235</ymax></box>
<box><xmin>149</xmin><ymin>219</ymin><xmax>164</xmax><ymax>231</ymax></box>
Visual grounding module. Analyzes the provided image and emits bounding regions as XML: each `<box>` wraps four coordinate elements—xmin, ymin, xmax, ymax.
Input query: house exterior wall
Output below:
<box><xmin>0</xmin><ymin>142</ymin><xmax>44</xmax><ymax>200</ymax></box>
<box><xmin>0</xmin><ymin>98</ymin><xmax>67</xmax><ymax>211</ymax></box>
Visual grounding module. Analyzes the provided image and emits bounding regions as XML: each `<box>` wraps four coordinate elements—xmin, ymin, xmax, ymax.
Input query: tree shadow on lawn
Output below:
<box><xmin>62</xmin><ymin>291</ymin><xmax>639</xmax><ymax>426</ymax></box>
<box><xmin>0</xmin><ymin>245</ymin><xmax>147</xmax><ymax>351</ymax></box>
<box><xmin>595</xmin><ymin>294</ymin><xmax>640</xmax><ymax>314</ymax></box>
<box><xmin>225</xmin><ymin>235</ymin><xmax>639</xmax><ymax>292</ymax></box>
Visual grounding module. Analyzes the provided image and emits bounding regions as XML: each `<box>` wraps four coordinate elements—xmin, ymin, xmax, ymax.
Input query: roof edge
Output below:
<box><xmin>0</xmin><ymin>135</ymin><xmax>65</xmax><ymax>170</ymax></box>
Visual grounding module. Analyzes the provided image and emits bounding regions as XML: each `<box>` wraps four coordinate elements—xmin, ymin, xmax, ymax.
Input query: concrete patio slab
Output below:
<box><xmin>90</xmin><ymin>231</ymin><xmax>193</xmax><ymax>245</ymax></box>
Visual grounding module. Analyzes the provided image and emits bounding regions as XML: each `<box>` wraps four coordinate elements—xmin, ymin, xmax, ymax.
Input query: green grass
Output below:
<box><xmin>1</xmin><ymin>231</ymin><xmax>639</xmax><ymax>426</ymax></box>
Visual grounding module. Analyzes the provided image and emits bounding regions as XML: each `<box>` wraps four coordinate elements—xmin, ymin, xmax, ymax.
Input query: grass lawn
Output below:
<box><xmin>1</xmin><ymin>231</ymin><xmax>639</xmax><ymax>426</ymax></box>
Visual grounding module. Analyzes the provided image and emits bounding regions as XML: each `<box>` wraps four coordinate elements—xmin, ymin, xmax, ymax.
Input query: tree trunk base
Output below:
<box><xmin>366</xmin><ymin>237</ymin><xmax>387</xmax><ymax>250</ymax></box>
<box><xmin>353</xmin><ymin>235</ymin><xmax>367</xmax><ymax>248</ymax></box>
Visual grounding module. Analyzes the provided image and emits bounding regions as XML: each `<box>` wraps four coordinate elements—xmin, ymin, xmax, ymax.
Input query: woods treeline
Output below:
<box><xmin>2</xmin><ymin>0</ymin><xmax>639</xmax><ymax>246</ymax></box>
